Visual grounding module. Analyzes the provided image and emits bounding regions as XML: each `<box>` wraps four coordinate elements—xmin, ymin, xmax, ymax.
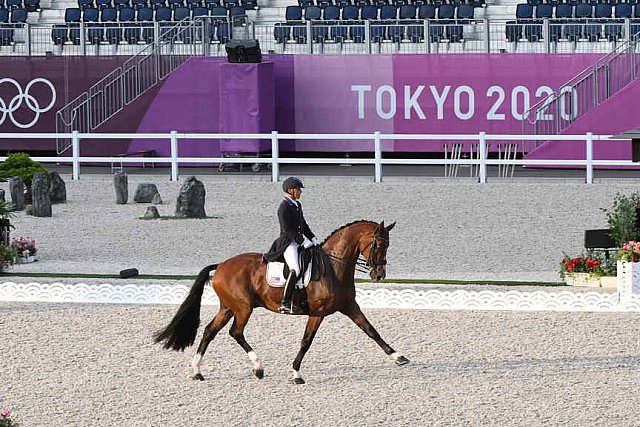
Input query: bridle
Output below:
<box><xmin>327</xmin><ymin>235</ymin><xmax>388</xmax><ymax>275</ymax></box>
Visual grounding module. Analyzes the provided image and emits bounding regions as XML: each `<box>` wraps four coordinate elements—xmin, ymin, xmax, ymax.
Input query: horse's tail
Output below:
<box><xmin>153</xmin><ymin>264</ymin><xmax>218</xmax><ymax>351</ymax></box>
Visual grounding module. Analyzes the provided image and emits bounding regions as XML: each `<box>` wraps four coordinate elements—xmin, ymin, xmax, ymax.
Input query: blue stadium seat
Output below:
<box><xmin>551</xmin><ymin>3</ymin><xmax>572</xmax><ymax>41</ymax></box>
<box><xmin>137</xmin><ymin>6</ymin><xmax>154</xmax><ymax>43</ymax></box>
<box><xmin>5</xmin><ymin>0</ymin><xmax>20</xmax><ymax>9</ymax></box>
<box><xmin>204</xmin><ymin>0</ymin><xmax>219</xmax><ymax>8</ymax></box>
<box><xmin>95</xmin><ymin>0</ymin><xmax>111</xmax><ymax>9</ymax></box>
<box><xmin>298</xmin><ymin>0</ymin><xmax>313</xmax><ymax>8</ymax></box>
<box><xmin>606</xmin><ymin>2</ymin><xmax>630</xmax><ymax>40</ymax></box>
<box><xmin>83</xmin><ymin>7</ymin><xmax>104</xmax><ymax>43</ymax></box>
<box><xmin>0</xmin><ymin>7</ymin><xmax>11</xmax><ymax>45</ymax></box>
<box><xmin>565</xmin><ymin>3</ymin><xmax>590</xmax><ymax>41</ymax></box>
<box><xmin>78</xmin><ymin>0</ymin><xmax>94</xmax><ymax>10</ymax></box>
<box><xmin>185</xmin><ymin>0</ymin><xmax>201</xmax><ymax>8</ymax></box>
<box><xmin>173</xmin><ymin>5</ymin><xmax>189</xmax><ymax>19</ymax></box>
<box><xmin>0</xmin><ymin>8</ymin><xmax>8</xmax><ymax>21</ymax></box>
<box><xmin>100</xmin><ymin>7</ymin><xmax>121</xmax><ymax>44</ymax></box>
<box><xmin>149</xmin><ymin>0</ymin><xmax>165</xmax><ymax>9</ymax></box>
<box><xmin>240</xmin><ymin>0</ymin><xmax>256</xmax><ymax>10</ymax></box>
<box><xmin>130</xmin><ymin>0</ymin><xmax>147</xmax><ymax>8</ymax></box>
<box><xmin>119</xmin><ymin>7</ymin><xmax>139</xmax><ymax>43</ymax></box>
<box><xmin>506</xmin><ymin>4</ymin><xmax>532</xmax><ymax>42</ymax></box>
<box><xmin>167</xmin><ymin>0</ymin><xmax>183</xmax><ymax>8</ymax></box>
<box><xmin>24</xmin><ymin>0</ymin><xmax>39</xmax><ymax>12</ymax></box>
<box><xmin>113</xmin><ymin>0</ymin><xmax>129</xmax><ymax>8</ymax></box>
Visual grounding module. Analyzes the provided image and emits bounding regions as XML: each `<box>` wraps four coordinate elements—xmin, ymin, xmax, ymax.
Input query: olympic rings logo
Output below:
<box><xmin>0</xmin><ymin>78</ymin><xmax>56</xmax><ymax>129</ymax></box>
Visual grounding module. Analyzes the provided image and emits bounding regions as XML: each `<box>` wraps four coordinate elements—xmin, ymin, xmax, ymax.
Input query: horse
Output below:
<box><xmin>154</xmin><ymin>220</ymin><xmax>409</xmax><ymax>384</ymax></box>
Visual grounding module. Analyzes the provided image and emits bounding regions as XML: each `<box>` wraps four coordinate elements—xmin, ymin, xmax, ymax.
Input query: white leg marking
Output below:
<box><xmin>389</xmin><ymin>352</ymin><xmax>404</xmax><ymax>362</ymax></box>
<box><xmin>191</xmin><ymin>353</ymin><xmax>203</xmax><ymax>375</ymax></box>
<box><xmin>292</xmin><ymin>369</ymin><xmax>303</xmax><ymax>380</ymax></box>
<box><xmin>248</xmin><ymin>351</ymin><xmax>263</xmax><ymax>372</ymax></box>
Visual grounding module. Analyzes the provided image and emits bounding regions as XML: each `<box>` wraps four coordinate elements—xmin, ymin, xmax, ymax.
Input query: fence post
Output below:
<box><xmin>586</xmin><ymin>132</ymin><xmax>593</xmax><ymax>184</ymax></box>
<box><xmin>479</xmin><ymin>131</ymin><xmax>487</xmax><ymax>184</ymax></box>
<box><xmin>374</xmin><ymin>131</ymin><xmax>382</xmax><ymax>183</ymax></box>
<box><xmin>72</xmin><ymin>130</ymin><xmax>80</xmax><ymax>180</ymax></box>
<box><xmin>170</xmin><ymin>130</ymin><xmax>178</xmax><ymax>182</ymax></box>
<box><xmin>271</xmin><ymin>131</ymin><xmax>279</xmax><ymax>183</ymax></box>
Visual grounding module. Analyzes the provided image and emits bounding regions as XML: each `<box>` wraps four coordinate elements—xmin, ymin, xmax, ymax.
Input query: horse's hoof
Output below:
<box><xmin>253</xmin><ymin>369</ymin><xmax>264</xmax><ymax>379</ymax></box>
<box><xmin>395</xmin><ymin>355</ymin><xmax>410</xmax><ymax>366</ymax></box>
<box><xmin>291</xmin><ymin>377</ymin><xmax>306</xmax><ymax>385</ymax></box>
<box><xmin>192</xmin><ymin>373</ymin><xmax>205</xmax><ymax>381</ymax></box>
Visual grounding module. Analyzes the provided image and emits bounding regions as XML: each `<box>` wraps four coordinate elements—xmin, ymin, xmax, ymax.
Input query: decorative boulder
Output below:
<box><xmin>49</xmin><ymin>172</ymin><xmax>67</xmax><ymax>204</ymax></box>
<box><xmin>31</xmin><ymin>172</ymin><xmax>52</xmax><ymax>217</ymax></box>
<box><xmin>151</xmin><ymin>193</ymin><xmax>163</xmax><ymax>205</ymax></box>
<box><xmin>9</xmin><ymin>177</ymin><xmax>25</xmax><ymax>211</ymax></box>
<box><xmin>143</xmin><ymin>206</ymin><xmax>160</xmax><ymax>219</ymax></box>
<box><xmin>114</xmin><ymin>172</ymin><xmax>128</xmax><ymax>204</ymax></box>
<box><xmin>175</xmin><ymin>176</ymin><xmax>206</xmax><ymax>218</ymax></box>
<box><xmin>134</xmin><ymin>183</ymin><xmax>159</xmax><ymax>203</ymax></box>
<box><xmin>25</xmin><ymin>204</ymin><xmax>33</xmax><ymax>216</ymax></box>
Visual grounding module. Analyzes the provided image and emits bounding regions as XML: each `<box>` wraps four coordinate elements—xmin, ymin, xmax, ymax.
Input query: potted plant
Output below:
<box><xmin>0</xmin><ymin>152</ymin><xmax>48</xmax><ymax>205</ymax></box>
<box><xmin>559</xmin><ymin>253</ymin><xmax>604</xmax><ymax>287</ymax></box>
<box><xmin>0</xmin><ymin>243</ymin><xmax>17</xmax><ymax>273</ymax></box>
<box><xmin>0</xmin><ymin>409</ymin><xmax>20</xmax><ymax>427</ymax></box>
<box><xmin>11</xmin><ymin>236</ymin><xmax>37</xmax><ymax>263</ymax></box>
<box><xmin>601</xmin><ymin>192</ymin><xmax>640</xmax><ymax>246</ymax></box>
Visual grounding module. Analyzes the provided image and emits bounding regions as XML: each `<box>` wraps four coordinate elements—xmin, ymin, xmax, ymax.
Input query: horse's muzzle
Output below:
<box><xmin>370</xmin><ymin>269</ymin><xmax>386</xmax><ymax>282</ymax></box>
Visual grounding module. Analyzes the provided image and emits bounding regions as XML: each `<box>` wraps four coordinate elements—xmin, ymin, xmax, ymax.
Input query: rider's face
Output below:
<box><xmin>291</xmin><ymin>188</ymin><xmax>302</xmax><ymax>200</ymax></box>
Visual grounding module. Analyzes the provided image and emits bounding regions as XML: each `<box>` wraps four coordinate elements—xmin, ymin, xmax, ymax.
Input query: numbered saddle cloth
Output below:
<box><xmin>266</xmin><ymin>260</ymin><xmax>313</xmax><ymax>289</ymax></box>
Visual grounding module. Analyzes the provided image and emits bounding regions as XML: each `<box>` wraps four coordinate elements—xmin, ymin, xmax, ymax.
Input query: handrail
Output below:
<box><xmin>0</xmin><ymin>130</ymin><xmax>625</xmax><ymax>184</ymax></box>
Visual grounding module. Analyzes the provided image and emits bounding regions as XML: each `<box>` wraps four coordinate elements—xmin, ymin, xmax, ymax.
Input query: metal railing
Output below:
<box><xmin>523</xmin><ymin>28</ymin><xmax>640</xmax><ymax>139</ymax></box>
<box><xmin>0</xmin><ymin>130</ymin><xmax>626</xmax><ymax>184</ymax></box>
<box><xmin>0</xmin><ymin>17</ymin><xmax>634</xmax><ymax>57</ymax></box>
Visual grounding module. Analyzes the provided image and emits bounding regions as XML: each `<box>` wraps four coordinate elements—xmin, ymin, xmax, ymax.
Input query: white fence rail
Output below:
<box><xmin>0</xmin><ymin>131</ymin><xmax>630</xmax><ymax>184</ymax></box>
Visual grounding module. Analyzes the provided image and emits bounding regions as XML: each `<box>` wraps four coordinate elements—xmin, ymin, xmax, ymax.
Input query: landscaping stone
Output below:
<box><xmin>134</xmin><ymin>183</ymin><xmax>159</xmax><ymax>203</ymax></box>
<box><xmin>49</xmin><ymin>172</ymin><xmax>67</xmax><ymax>204</ymax></box>
<box><xmin>9</xmin><ymin>177</ymin><xmax>24</xmax><ymax>210</ymax></box>
<box><xmin>151</xmin><ymin>193</ymin><xmax>163</xmax><ymax>205</ymax></box>
<box><xmin>114</xmin><ymin>172</ymin><xmax>128</xmax><ymax>204</ymax></box>
<box><xmin>31</xmin><ymin>172</ymin><xmax>52</xmax><ymax>217</ymax></box>
<box><xmin>175</xmin><ymin>176</ymin><xmax>206</xmax><ymax>218</ymax></box>
<box><xmin>143</xmin><ymin>206</ymin><xmax>160</xmax><ymax>219</ymax></box>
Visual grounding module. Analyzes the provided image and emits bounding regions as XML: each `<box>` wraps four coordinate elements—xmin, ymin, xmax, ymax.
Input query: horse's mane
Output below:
<box><xmin>321</xmin><ymin>220</ymin><xmax>378</xmax><ymax>245</ymax></box>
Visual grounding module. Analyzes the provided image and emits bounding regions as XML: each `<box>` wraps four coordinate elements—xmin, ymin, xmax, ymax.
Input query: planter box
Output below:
<box><xmin>600</xmin><ymin>276</ymin><xmax>617</xmax><ymax>289</ymax></box>
<box><xmin>617</xmin><ymin>261</ymin><xmax>640</xmax><ymax>303</ymax></box>
<box><xmin>564</xmin><ymin>273</ymin><xmax>601</xmax><ymax>288</ymax></box>
<box><xmin>16</xmin><ymin>255</ymin><xmax>36</xmax><ymax>264</ymax></box>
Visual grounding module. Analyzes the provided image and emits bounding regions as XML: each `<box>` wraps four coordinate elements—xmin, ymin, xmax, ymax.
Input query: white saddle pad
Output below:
<box><xmin>266</xmin><ymin>261</ymin><xmax>312</xmax><ymax>289</ymax></box>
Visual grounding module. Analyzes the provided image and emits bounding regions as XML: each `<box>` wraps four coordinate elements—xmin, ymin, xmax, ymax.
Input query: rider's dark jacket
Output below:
<box><xmin>263</xmin><ymin>196</ymin><xmax>315</xmax><ymax>263</ymax></box>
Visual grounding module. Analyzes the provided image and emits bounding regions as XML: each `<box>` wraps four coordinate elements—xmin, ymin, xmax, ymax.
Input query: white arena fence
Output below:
<box><xmin>0</xmin><ymin>131</ymin><xmax>630</xmax><ymax>183</ymax></box>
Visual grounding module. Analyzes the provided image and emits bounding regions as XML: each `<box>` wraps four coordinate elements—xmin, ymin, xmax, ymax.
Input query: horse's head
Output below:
<box><xmin>360</xmin><ymin>220</ymin><xmax>396</xmax><ymax>282</ymax></box>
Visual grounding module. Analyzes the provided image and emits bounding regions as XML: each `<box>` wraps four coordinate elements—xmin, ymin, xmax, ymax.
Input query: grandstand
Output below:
<box><xmin>0</xmin><ymin>0</ymin><xmax>634</xmax><ymax>55</ymax></box>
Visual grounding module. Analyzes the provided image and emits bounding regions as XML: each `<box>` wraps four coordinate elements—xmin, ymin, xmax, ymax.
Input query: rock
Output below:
<box><xmin>134</xmin><ymin>183</ymin><xmax>159</xmax><ymax>203</ymax></box>
<box><xmin>175</xmin><ymin>176</ymin><xmax>206</xmax><ymax>218</ymax></box>
<box><xmin>49</xmin><ymin>172</ymin><xmax>67</xmax><ymax>203</ymax></box>
<box><xmin>114</xmin><ymin>172</ymin><xmax>128</xmax><ymax>204</ymax></box>
<box><xmin>0</xmin><ymin>189</ymin><xmax>4</xmax><ymax>203</ymax></box>
<box><xmin>151</xmin><ymin>193</ymin><xmax>163</xmax><ymax>205</ymax></box>
<box><xmin>143</xmin><ymin>206</ymin><xmax>160</xmax><ymax>219</ymax></box>
<box><xmin>9</xmin><ymin>177</ymin><xmax>25</xmax><ymax>210</ymax></box>
<box><xmin>25</xmin><ymin>204</ymin><xmax>33</xmax><ymax>216</ymax></box>
<box><xmin>31</xmin><ymin>172</ymin><xmax>52</xmax><ymax>217</ymax></box>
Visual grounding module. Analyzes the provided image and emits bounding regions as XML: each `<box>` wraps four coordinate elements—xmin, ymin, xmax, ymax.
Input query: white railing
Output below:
<box><xmin>0</xmin><ymin>131</ymin><xmax>631</xmax><ymax>184</ymax></box>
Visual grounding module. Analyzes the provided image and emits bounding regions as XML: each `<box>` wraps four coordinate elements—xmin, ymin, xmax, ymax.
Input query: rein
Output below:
<box><xmin>326</xmin><ymin>236</ymin><xmax>388</xmax><ymax>275</ymax></box>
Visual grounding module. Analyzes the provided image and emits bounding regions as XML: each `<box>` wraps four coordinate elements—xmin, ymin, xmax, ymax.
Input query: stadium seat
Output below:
<box><xmin>113</xmin><ymin>0</ymin><xmax>129</xmax><ymax>8</ymax></box>
<box><xmin>0</xmin><ymin>8</ymin><xmax>8</xmax><ymax>21</ymax></box>
<box><xmin>130</xmin><ymin>0</ymin><xmax>147</xmax><ymax>8</ymax></box>
<box><xmin>149</xmin><ymin>0</ymin><xmax>165</xmax><ymax>9</ymax></box>
<box><xmin>101</xmin><ymin>7</ymin><xmax>121</xmax><ymax>44</ymax></box>
<box><xmin>83</xmin><ymin>7</ymin><xmax>104</xmax><ymax>44</ymax></box>
<box><xmin>506</xmin><ymin>3</ymin><xmax>533</xmax><ymax>42</ymax></box>
<box><xmin>136</xmin><ymin>6</ymin><xmax>154</xmax><ymax>43</ymax></box>
<box><xmin>185</xmin><ymin>0</ymin><xmax>201</xmax><ymax>9</ymax></box>
<box><xmin>604</xmin><ymin>3</ymin><xmax>629</xmax><ymax>41</ymax></box>
<box><xmin>204</xmin><ymin>0</ymin><xmax>219</xmax><ymax>8</ymax></box>
<box><xmin>349</xmin><ymin>4</ymin><xmax>375</xmax><ymax>42</ymax></box>
<box><xmin>551</xmin><ymin>3</ymin><xmax>572</xmax><ymax>42</ymax></box>
<box><xmin>5</xmin><ymin>0</ymin><xmax>20</xmax><ymax>9</ymax></box>
<box><xmin>23</xmin><ymin>0</ymin><xmax>39</xmax><ymax>12</ymax></box>
<box><xmin>378</xmin><ymin>4</ymin><xmax>397</xmax><ymax>41</ymax></box>
<box><xmin>78</xmin><ymin>0</ymin><xmax>94</xmax><ymax>9</ymax></box>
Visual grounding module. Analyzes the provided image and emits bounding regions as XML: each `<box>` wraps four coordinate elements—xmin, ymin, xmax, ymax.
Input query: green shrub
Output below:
<box><xmin>0</xmin><ymin>152</ymin><xmax>47</xmax><ymax>184</ymax></box>
<box><xmin>602</xmin><ymin>192</ymin><xmax>640</xmax><ymax>246</ymax></box>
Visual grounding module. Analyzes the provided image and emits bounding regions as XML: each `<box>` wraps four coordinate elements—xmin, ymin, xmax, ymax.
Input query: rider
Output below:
<box><xmin>264</xmin><ymin>176</ymin><xmax>320</xmax><ymax>314</ymax></box>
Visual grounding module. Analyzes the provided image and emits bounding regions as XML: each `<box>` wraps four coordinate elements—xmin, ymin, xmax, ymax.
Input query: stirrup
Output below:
<box><xmin>278</xmin><ymin>303</ymin><xmax>293</xmax><ymax>314</ymax></box>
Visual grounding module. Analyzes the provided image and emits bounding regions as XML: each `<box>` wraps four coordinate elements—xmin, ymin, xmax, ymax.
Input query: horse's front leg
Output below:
<box><xmin>291</xmin><ymin>315</ymin><xmax>324</xmax><ymax>384</ymax></box>
<box><xmin>343</xmin><ymin>304</ymin><xmax>409</xmax><ymax>366</ymax></box>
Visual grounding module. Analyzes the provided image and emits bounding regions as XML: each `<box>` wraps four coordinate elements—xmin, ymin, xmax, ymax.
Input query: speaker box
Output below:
<box><xmin>225</xmin><ymin>39</ymin><xmax>262</xmax><ymax>64</ymax></box>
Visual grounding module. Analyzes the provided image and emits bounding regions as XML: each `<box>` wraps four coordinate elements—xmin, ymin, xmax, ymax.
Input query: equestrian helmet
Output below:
<box><xmin>282</xmin><ymin>177</ymin><xmax>304</xmax><ymax>192</ymax></box>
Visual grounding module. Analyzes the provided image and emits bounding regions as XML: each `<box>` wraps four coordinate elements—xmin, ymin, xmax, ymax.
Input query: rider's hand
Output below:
<box><xmin>302</xmin><ymin>238</ymin><xmax>313</xmax><ymax>249</ymax></box>
<box><xmin>312</xmin><ymin>237</ymin><xmax>321</xmax><ymax>246</ymax></box>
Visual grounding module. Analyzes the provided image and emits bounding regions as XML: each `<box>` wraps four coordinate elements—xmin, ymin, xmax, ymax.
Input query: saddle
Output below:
<box><xmin>265</xmin><ymin>247</ymin><xmax>326</xmax><ymax>288</ymax></box>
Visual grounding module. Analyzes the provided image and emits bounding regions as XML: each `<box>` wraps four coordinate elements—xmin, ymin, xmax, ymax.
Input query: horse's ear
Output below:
<box><xmin>386</xmin><ymin>221</ymin><xmax>396</xmax><ymax>232</ymax></box>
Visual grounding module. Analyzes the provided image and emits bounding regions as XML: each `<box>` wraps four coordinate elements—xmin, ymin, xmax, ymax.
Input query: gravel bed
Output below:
<box><xmin>1</xmin><ymin>175</ymin><xmax>638</xmax><ymax>282</ymax></box>
<box><xmin>1</xmin><ymin>302</ymin><xmax>640</xmax><ymax>426</ymax></box>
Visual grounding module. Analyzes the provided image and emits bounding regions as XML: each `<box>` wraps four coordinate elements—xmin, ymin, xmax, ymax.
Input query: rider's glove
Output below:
<box><xmin>302</xmin><ymin>238</ymin><xmax>313</xmax><ymax>249</ymax></box>
<box><xmin>312</xmin><ymin>237</ymin><xmax>321</xmax><ymax>246</ymax></box>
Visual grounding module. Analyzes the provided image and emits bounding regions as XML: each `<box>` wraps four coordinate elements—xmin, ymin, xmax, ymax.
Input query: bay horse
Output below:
<box><xmin>154</xmin><ymin>220</ymin><xmax>409</xmax><ymax>384</ymax></box>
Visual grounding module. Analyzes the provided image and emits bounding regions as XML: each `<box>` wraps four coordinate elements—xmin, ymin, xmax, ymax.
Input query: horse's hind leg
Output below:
<box><xmin>191</xmin><ymin>306</ymin><xmax>233</xmax><ymax>381</ymax></box>
<box><xmin>228</xmin><ymin>307</ymin><xmax>264</xmax><ymax>379</ymax></box>
<box><xmin>343</xmin><ymin>303</ymin><xmax>409</xmax><ymax>366</ymax></box>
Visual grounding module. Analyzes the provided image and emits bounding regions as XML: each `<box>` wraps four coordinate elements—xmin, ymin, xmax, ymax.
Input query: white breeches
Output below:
<box><xmin>284</xmin><ymin>242</ymin><xmax>300</xmax><ymax>276</ymax></box>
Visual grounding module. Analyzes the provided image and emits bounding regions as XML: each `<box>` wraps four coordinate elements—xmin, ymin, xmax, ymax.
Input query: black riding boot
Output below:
<box><xmin>279</xmin><ymin>270</ymin><xmax>297</xmax><ymax>314</ymax></box>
